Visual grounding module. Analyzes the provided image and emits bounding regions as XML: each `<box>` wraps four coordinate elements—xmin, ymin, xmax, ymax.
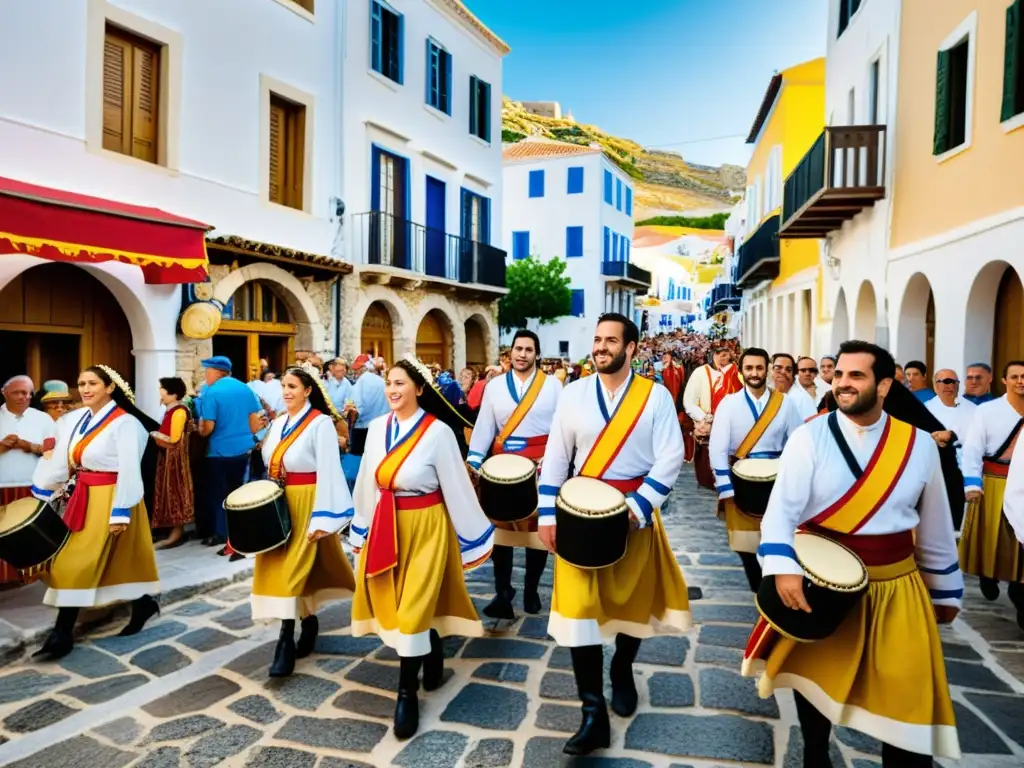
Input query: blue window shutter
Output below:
<box><xmin>529</xmin><ymin>170</ymin><xmax>545</xmax><ymax>198</ymax></box>
<box><xmin>370</xmin><ymin>146</ymin><xmax>381</xmax><ymax>211</ymax></box>
<box><xmin>370</xmin><ymin>2</ymin><xmax>382</xmax><ymax>73</ymax></box>
<box><xmin>567</xmin><ymin>166</ymin><xmax>584</xmax><ymax>194</ymax></box>
<box><xmin>571</xmin><ymin>289</ymin><xmax>585</xmax><ymax>317</ymax></box>
<box><xmin>484</xmin><ymin>81</ymin><xmax>492</xmax><ymax>142</ymax></box>
<box><xmin>566</xmin><ymin>226</ymin><xmax>583</xmax><ymax>257</ymax></box>
<box><xmin>459</xmin><ymin>189</ymin><xmax>470</xmax><ymax>239</ymax></box>
<box><xmin>469</xmin><ymin>76</ymin><xmax>478</xmax><ymax>136</ymax></box>
<box><xmin>669</xmin><ymin>278</ymin><xmax>674</xmax><ymax>299</ymax></box>
<box><xmin>425</xmin><ymin>39</ymin><xmax>434</xmax><ymax>106</ymax></box>
<box><xmin>603</xmin><ymin>170</ymin><xmax>612</xmax><ymax>204</ymax></box>
<box><xmin>603</xmin><ymin>226</ymin><xmax>610</xmax><ymax>260</ymax></box>
<box><xmin>513</xmin><ymin>231</ymin><xmax>529</xmax><ymax>260</ymax></box>
<box><xmin>444</xmin><ymin>51</ymin><xmax>452</xmax><ymax>114</ymax></box>
<box><xmin>396</xmin><ymin>12</ymin><xmax>404</xmax><ymax>85</ymax></box>
<box><xmin>626</xmin><ymin>187</ymin><xmax>633</xmax><ymax>215</ymax></box>
<box><xmin>481</xmin><ymin>195</ymin><xmax>491</xmax><ymax>244</ymax></box>
<box><xmin>624</xmin><ymin>240</ymin><xmax>630</xmax><ymax>262</ymax></box>
<box><xmin>616</xmin><ymin>179</ymin><xmax>623</xmax><ymax>210</ymax></box>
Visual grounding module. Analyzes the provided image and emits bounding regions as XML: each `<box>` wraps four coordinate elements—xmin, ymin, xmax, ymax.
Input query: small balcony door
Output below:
<box><xmin>459</xmin><ymin>189</ymin><xmax>490</xmax><ymax>283</ymax></box>
<box><xmin>370</xmin><ymin>146</ymin><xmax>409</xmax><ymax>269</ymax></box>
<box><xmin>425</xmin><ymin>176</ymin><xmax>447</xmax><ymax>278</ymax></box>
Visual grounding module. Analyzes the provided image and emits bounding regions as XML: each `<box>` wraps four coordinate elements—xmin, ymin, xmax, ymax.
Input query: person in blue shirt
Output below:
<box><xmin>345</xmin><ymin>354</ymin><xmax>389</xmax><ymax>456</ymax></box>
<box><xmin>324</xmin><ymin>358</ymin><xmax>353</xmax><ymax>411</ymax></box>
<box><xmin>195</xmin><ymin>356</ymin><xmax>264</xmax><ymax>556</ymax></box>
<box><xmin>904</xmin><ymin>360</ymin><xmax>936</xmax><ymax>403</ymax></box>
<box><xmin>964</xmin><ymin>363</ymin><xmax>996</xmax><ymax>405</ymax></box>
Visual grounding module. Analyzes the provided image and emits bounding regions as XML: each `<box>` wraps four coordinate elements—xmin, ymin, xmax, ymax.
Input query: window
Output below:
<box><xmin>625</xmin><ymin>187</ymin><xmax>633</xmax><ymax>215</ymax></box>
<box><xmin>528</xmin><ymin>169</ymin><xmax>545</xmax><ymax>198</ymax></box>
<box><xmin>616</xmin><ymin>178</ymin><xmax>623</xmax><ymax>211</ymax></box>
<box><xmin>567</xmin><ymin>166</ymin><xmax>584</xmax><ymax>194</ymax></box>
<box><xmin>512</xmin><ymin>231</ymin><xmax>530</xmax><ymax>260</ymax></box>
<box><xmin>470</xmin><ymin>76</ymin><xmax>491</xmax><ymax>142</ymax></box>
<box><xmin>566</xmin><ymin>226</ymin><xmax>583</xmax><ymax>258</ymax></box>
<box><xmin>227</xmin><ymin>281</ymin><xmax>291</xmax><ymax>323</ymax></box>
<box><xmin>1002</xmin><ymin>0</ymin><xmax>1023</xmax><ymax>123</ymax></box>
<box><xmin>624</xmin><ymin>239</ymin><xmax>630</xmax><ymax>263</ymax></box>
<box><xmin>461</xmin><ymin>189</ymin><xmax>491</xmax><ymax>244</ymax></box>
<box><xmin>370</xmin><ymin>0</ymin><xmax>403</xmax><ymax>84</ymax></box>
<box><xmin>425</xmin><ymin>39</ymin><xmax>451</xmax><ymax>114</ymax></box>
<box><xmin>603</xmin><ymin>226</ymin><xmax>610</xmax><ymax>260</ymax></box>
<box><xmin>269</xmin><ymin>95</ymin><xmax>306</xmax><ymax>210</ymax></box>
<box><xmin>933</xmin><ymin>36</ymin><xmax>970</xmax><ymax>155</ymax></box>
<box><xmin>868</xmin><ymin>59</ymin><xmax>881</xmax><ymax>124</ymax></box>
<box><xmin>603</xmin><ymin>169</ymin><xmax>613</xmax><ymax>204</ymax></box>
<box><xmin>102</xmin><ymin>26</ymin><xmax>160</xmax><ymax>163</ymax></box>
<box><xmin>837</xmin><ymin>0</ymin><xmax>862</xmax><ymax>38</ymax></box>
<box><xmin>611</xmin><ymin>233</ymin><xmax>619</xmax><ymax>261</ymax></box>
<box><xmin>570</xmin><ymin>289</ymin><xmax>585</xmax><ymax>317</ymax></box>
<box><xmin>558</xmin><ymin>341</ymin><xmax>569</xmax><ymax>357</ymax></box>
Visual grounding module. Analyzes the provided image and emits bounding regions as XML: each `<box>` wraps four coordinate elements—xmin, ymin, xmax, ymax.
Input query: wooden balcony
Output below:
<box><xmin>779</xmin><ymin>125</ymin><xmax>886</xmax><ymax>239</ymax></box>
<box><xmin>736</xmin><ymin>214</ymin><xmax>780</xmax><ymax>288</ymax></box>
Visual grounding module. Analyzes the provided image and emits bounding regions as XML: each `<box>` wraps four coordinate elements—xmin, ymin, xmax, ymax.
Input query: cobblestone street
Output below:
<box><xmin>0</xmin><ymin>470</ymin><xmax>1023</xmax><ymax>768</ymax></box>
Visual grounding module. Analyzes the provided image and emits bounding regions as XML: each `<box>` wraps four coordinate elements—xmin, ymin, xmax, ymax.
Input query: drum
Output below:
<box><xmin>223</xmin><ymin>480</ymin><xmax>291</xmax><ymax>556</ymax></box>
<box><xmin>756</xmin><ymin>531</ymin><xmax>869</xmax><ymax>642</ymax></box>
<box><xmin>555</xmin><ymin>476</ymin><xmax>630</xmax><ymax>569</ymax></box>
<box><xmin>730</xmin><ymin>457</ymin><xmax>780</xmax><ymax>518</ymax></box>
<box><xmin>478</xmin><ymin>454</ymin><xmax>537</xmax><ymax>523</ymax></box>
<box><xmin>0</xmin><ymin>497</ymin><xmax>71</xmax><ymax>571</ymax></box>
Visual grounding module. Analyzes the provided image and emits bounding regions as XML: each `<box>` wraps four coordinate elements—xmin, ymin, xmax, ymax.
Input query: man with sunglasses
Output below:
<box><xmin>796</xmin><ymin>357</ymin><xmax>824</xmax><ymax>404</ymax></box>
<box><xmin>925</xmin><ymin>369</ymin><xmax>977</xmax><ymax>469</ymax></box>
<box><xmin>771</xmin><ymin>353</ymin><xmax>816</xmax><ymax>421</ymax></box>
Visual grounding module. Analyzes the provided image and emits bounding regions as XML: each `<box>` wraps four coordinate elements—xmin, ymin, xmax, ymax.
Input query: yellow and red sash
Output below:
<box><xmin>734</xmin><ymin>390</ymin><xmax>784</xmax><ymax>460</ymax></box>
<box><xmin>708</xmin><ymin>364</ymin><xmax>742</xmax><ymax>414</ymax></box>
<box><xmin>366</xmin><ymin>413</ymin><xmax>436</xmax><ymax>577</ymax></box>
<box><xmin>69</xmin><ymin>407</ymin><xmax>126</xmax><ymax>469</ymax></box>
<box><xmin>268</xmin><ymin>409</ymin><xmax>321</xmax><ymax>480</ymax></box>
<box><xmin>580</xmin><ymin>375</ymin><xmax>654</xmax><ymax>479</ymax></box>
<box><xmin>492</xmin><ymin>371</ymin><xmax>548</xmax><ymax>457</ymax></box>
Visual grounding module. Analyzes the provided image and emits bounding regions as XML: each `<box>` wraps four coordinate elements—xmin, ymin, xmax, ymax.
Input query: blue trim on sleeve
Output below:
<box><xmin>713</xmin><ymin>468</ymin><xmax>731</xmax><ymax>477</ymax></box>
<box><xmin>747</xmin><ymin>450</ymin><xmax>782</xmax><ymax>459</ymax></box>
<box><xmin>929</xmin><ymin>588</ymin><xmax>963</xmax><ymax>599</ymax></box>
<box><xmin>351</xmin><ymin>524</ymin><xmax>368</xmax><ymax>536</ymax></box>
<box><xmin>110</xmin><ymin>507</ymin><xmax>131</xmax><ymax>520</ymax></box>
<box><xmin>920</xmin><ymin>561</ymin><xmax>960</xmax><ymax>575</ymax></box>
<box><xmin>963</xmin><ymin>476</ymin><xmax>982</xmax><ymax>488</ymax></box>
<box><xmin>757</xmin><ymin>542</ymin><xmax>798</xmax><ymax>561</ymax></box>
<box><xmin>643</xmin><ymin>476</ymin><xmax>671</xmax><ymax>495</ymax></box>
<box><xmin>458</xmin><ymin>524</ymin><xmax>494</xmax><ymax>551</ymax></box>
<box><xmin>716</xmin><ymin>482</ymin><xmax>733</xmax><ymax>492</ymax></box>
<box><xmin>467</xmin><ymin>450</ymin><xmax>486</xmax><ymax>460</ymax></box>
<box><xmin>627</xmin><ymin>492</ymin><xmax>654</xmax><ymax>525</ymax></box>
<box><xmin>538</xmin><ymin>484</ymin><xmax>560</xmax><ymax>495</ymax></box>
<box><xmin>311</xmin><ymin>508</ymin><xmax>354</xmax><ymax>520</ymax></box>
<box><xmin>538</xmin><ymin>506</ymin><xmax>556</xmax><ymax>517</ymax></box>
<box><xmin>31</xmin><ymin>485</ymin><xmax>53</xmax><ymax>498</ymax></box>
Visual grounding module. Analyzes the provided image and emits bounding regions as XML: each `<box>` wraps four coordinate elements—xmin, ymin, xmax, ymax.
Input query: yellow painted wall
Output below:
<box><xmin>891</xmin><ymin>1</ymin><xmax>1024</xmax><ymax>247</ymax></box>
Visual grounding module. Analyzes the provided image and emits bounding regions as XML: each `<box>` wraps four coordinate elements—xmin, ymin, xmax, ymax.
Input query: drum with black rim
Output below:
<box><xmin>0</xmin><ymin>497</ymin><xmax>70</xmax><ymax>571</ymax></box>
<box><xmin>555</xmin><ymin>476</ymin><xmax>630</xmax><ymax>569</ymax></box>
<box><xmin>223</xmin><ymin>479</ymin><xmax>291</xmax><ymax>555</ymax></box>
<box><xmin>756</xmin><ymin>530</ymin><xmax>869</xmax><ymax>642</ymax></box>
<box><xmin>478</xmin><ymin>454</ymin><xmax>537</xmax><ymax>523</ymax></box>
<box><xmin>731</xmin><ymin>457</ymin><xmax>780</xmax><ymax>518</ymax></box>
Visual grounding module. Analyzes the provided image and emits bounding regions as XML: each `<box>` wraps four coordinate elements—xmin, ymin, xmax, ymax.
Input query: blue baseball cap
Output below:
<box><xmin>200</xmin><ymin>356</ymin><xmax>232</xmax><ymax>373</ymax></box>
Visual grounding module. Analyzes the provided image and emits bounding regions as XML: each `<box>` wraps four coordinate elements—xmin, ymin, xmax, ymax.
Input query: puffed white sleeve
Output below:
<box><xmin>309</xmin><ymin>418</ymin><xmax>355</xmax><ymax>536</ymax></box>
<box><xmin>708</xmin><ymin>397</ymin><xmax>734</xmax><ymax>499</ymax></box>
<box><xmin>537</xmin><ymin>393</ymin><xmax>574</xmax><ymax>528</ymax></box>
<box><xmin>782</xmin><ymin>395</ymin><xmax>808</xmax><ymax>438</ymax></box>
<box><xmin>31</xmin><ymin>417</ymin><xmax>75</xmax><ymax>500</ymax></box>
<box><xmin>757</xmin><ymin>425</ymin><xmax>815</xmax><ymax>577</ymax></box>
<box><xmin>914</xmin><ymin>439</ymin><xmax>965</xmax><ymax>608</ymax></box>
<box><xmin>625</xmin><ymin>386</ymin><xmax>685</xmax><ymax>529</ymax></box>
<box><xmin>960</xmin><ymin>409</ymin><xmax>986</xmax><ymax>493</ymax></box>
<box><xmin>110</xmin><ymin>418</ymin><xmax>147</xmax><ymax>524</ymax></box>
<box><xmin>261</xmin><ymin>416</ymin><xmax>286</xmax><ymax>467</ymax></box>
<box><xmin>1005</xmin><ymin>448</ymin><xmax>1024</xmax><ymax>544</ymax></box>
<box><xmin>434</xmin><ymin>424</ymin><xmax>494</xmax><ymax>568</ymax></box>
<box><xmin>683</xmin><ymin>370</ymin><xmax>707</xmax><ymax>422</ymax></box>
<box><xmin>349</xmin><ymin>419</ymin><xmax>383</xmax><ymax>549</ymax></box>
<box><xmin>467</xmin><ymin>381</ymin><xmax>498</xmax><ymax>470</ymax></box>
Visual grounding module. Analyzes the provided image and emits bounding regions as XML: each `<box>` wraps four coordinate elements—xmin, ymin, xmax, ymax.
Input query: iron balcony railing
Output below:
<box><xmin>350</xmin><ymin>211</ymin><xmax>506</xmax><ymax>289</ymax></box>
<box><xmin>735</xmin><ymin>214</ymin><xmax>780</xmax><ymax>287</ymax></box>
<box><xmin>601</xmin><ymin>260</ymin><xmax>652</xmax><ymax>287</ymax></box>
<box><xmin>710</xmin><ymin>282</ymin><xmax>741</xmax><ymax>314</ymax></box>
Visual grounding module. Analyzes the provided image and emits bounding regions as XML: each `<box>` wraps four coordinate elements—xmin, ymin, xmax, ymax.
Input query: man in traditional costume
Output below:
<box><xmin>538</xmin><ymin>312</ymin><xmax>691</xmax><ymax>756</ymax></box>
<box><xmin>659</xmin><ymin>351</ymin><xmax>691</xmax><ymax>461</ymax></box>
<box><xmin>0</xmin><ymin>375</ymin><xmax>58</xmax><ymax>585</ymax></box>
<box><xmin>708</xmin><ymin>348</ymin><xmax>804</xmax><ymax>591</ymax></box>
<box><xmin>959</xmin><ymin>360</ymin><xmax>1024</xmax><ymax>627</ymax></box>
<box><xmin>467</xmin><ymin>330</ymin><xmax>561</xmax><ymax>620</ymax></box>
<box><xmin>925</xmin><ymin>367</ymin><xmax>976</xmax><ymax>469</ymax></box>
<box><xmin>683</xmin><ymin>344</ymin><xmax>741</xmax><ymax>489</ymax></box>
<box><xmin>743</xmin><ymin>341</ymin><xmax>961</xmax><ymax>767</ymax></box>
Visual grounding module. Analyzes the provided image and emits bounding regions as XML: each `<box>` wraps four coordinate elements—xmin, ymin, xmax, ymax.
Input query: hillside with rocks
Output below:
<box><xmin>502</xmin><ymin>98</ymin><xmax>744</xmax><ymax>217</ymax></box>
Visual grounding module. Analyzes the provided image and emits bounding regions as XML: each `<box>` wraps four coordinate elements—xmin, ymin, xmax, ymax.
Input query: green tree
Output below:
<box><xmin>499</xmin><ymin>255</ymin><xmax>572</xmax><ymax>331</ymax></box>
<box><xmin>635</xmin><ymin>212</ymin><xmax>729</xmax><ymax>230</ymax></box>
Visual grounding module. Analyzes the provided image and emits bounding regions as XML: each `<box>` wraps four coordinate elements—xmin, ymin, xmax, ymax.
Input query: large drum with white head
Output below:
<box><xmin>555</xmin><ymin>476</ymin><xmax>630</xmax><ymax>569</ymax></box>
<box><xmin>223</xmin><ymin>480</ymin><xmax>291</xmax><ymax>555</ymax></box>
<box><xmin>478</xmin><ymin>454</ymin><xmax>537</xmax><ymax>523</ymax></box>
<box><xmin>0</xmin><ymin>497</ymin><xmax>70</xmax><ymax>571</ymax></box>
<box><xmin>730</xmin><ymin>457</ymin><xmax>780</xmax><ymax>518</ymax></box>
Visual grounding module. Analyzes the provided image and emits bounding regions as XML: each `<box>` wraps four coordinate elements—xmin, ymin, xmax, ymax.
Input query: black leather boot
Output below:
<box><xmin>482</xmin><ymin>545</ymin><xmax>516</xmax><ymax>620</ymax></box>
<box><xmin>269</xmin><ymin>620</ymin><xmax>296</xmax><ymax>678</ymax></box>
<box><xmin>393</xmin><ymin>655</ymin><xmax>422</xmax><ymax>740</ymax></box>
<box><xmin>564</xmin><ymin>645</ymin><xmax>611</xmax><ymax>755</ymax></box>
<box><xmin>980</xmin><ymin>577</ymin><xmax>1000</xmax><ymax>601</ymax></box>
<box><xmin>33</xmin><ymin>607</ymin><xmax>79</xmax><ymax>660</ymax></box>
<box><xmin>118</xmin><ymin>594</ymin><xmax>160</xmax><ymax>637</ymax></box>
<box><xmin>523</xmin><ymin>548</ymin><xmax>548</xmax><ymax>615</ymax></box>
<box><xmin>422</xmin><ymin>629</ymin><xmax>445</xmax><ymax>691</ymax></box>
<box><xmin>610</xmin><ymin>634</ymin><xmax>642</xmax><ymax>717</ymax></box>
<box><xmin>296</xmin><ymin>615</ymin><xmax>319</xmax><ymax>659</ymax></box>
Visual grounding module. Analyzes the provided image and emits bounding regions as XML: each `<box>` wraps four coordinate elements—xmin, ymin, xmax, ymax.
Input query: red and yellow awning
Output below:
<box><xmin>0</xmin><ymin>176</ymin><xmax>211</xmax><ymax>284</ymax></box>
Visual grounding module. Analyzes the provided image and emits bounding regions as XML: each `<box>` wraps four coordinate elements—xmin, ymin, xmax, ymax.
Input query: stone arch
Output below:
<box><xmin>348</xmin><ymin>284</ymin><xmax>413</xmax><ymax>362</ymax></box>
<box><xmin>464</xmin><ymin>314</ymin><xmax>489</xmax><ymax>370</ymax></box>
<box><xmin>416</xmin><ymin>309</ymin><xmax>455</xmax><ymax>369</ymax></box>
<box><xmin>212</xmin><ymin>262</ymin><xmax>322</xmax><ymax>350</ymax></box>
<box><xmin>830</xmin><ymin>287</ymin><xmax>850</xmax><ymax>351</ymax></box>
<box><xmin>895</xmin><ymin>273</ymin><xmax>935</xmax><ymax>374</ymax></box>
<box><xmin>411</xmin><ymin>294</ymin><xmax>459</xmax><ymax>370</ymax></box>
<box><xmin>966</xmin><ymin>261</ymin><xmax>1024</xmax><ymax>393</ymax></box>
<box><xmin>853</xmin><ymin>281</ymin><xmax>877</xmax><ymax>342</ymax></box>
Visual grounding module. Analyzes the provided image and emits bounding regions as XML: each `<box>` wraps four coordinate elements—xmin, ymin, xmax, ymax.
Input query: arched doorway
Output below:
<box><xmin>993</xmin><ymin>267</ymin><xmax>1024</xmax><ymax>395</ymax></box>
<box><xmin>0</xmin><ymin>263</ymin><xmax>133</xmax><ymax>398</ymax></box>
<box><xmin>896</xmin><ymin>273</ymin><xmax>935</xmax><ymax>374</ymax></box>
<box><xmin>830</xmin><ymin>288</ymin><xmax>850</xmax><ymax>351</ymax></box>
<box><xmin>416</xmin><ymin>309</ymin><xmax>451</xmax><ymax>368</ymax></box>
<box><xmin>360</xmin><ymin>301</ymin><xmax>394</xmax><ymax>365</ymax></box>
<box><xmin>853</xmin><ymin>281</ymin><xmax>877</xmax><ymax>342</ymax></box>
<box><xmin>465</xmin><ymin>317</ymin><xmax>487</xmax><ymax>370</ymax></box>
<box><xmin>213</xmin><ymin>280</ymin><xmax>295</xmax><ymax>380</ymax></box>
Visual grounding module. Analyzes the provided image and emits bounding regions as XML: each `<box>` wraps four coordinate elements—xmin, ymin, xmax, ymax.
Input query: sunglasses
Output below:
<box><xmin>935</xmin><ymin>378</ymin><xmax>960</xmax><ymax>385</ymax></box>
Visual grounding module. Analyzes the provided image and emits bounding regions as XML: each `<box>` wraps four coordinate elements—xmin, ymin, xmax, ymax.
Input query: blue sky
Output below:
<box><xmin>467</xmin><ymin>0</ymin><xmax>828</xmax><ymax>167</ymax></box>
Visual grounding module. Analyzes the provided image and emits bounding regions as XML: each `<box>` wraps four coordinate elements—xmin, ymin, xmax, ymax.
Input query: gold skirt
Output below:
<box><xmin>959</xmin><ymin>474</ymin><xmax>1023</xmax><ymax>582</ymax></box>
<box><xmin>722</xmin><ymin>498</ymin><xmax>761</xmax><ymax>554</ymax></box>
<box><xmin>44</xmin><ymin>485</ymin><xmax>159</xmax><ymax>608</ymax></box>
<box><xmin>250</xmin><ymin>484</ymin><xmax>355</xmax><ymax>621</ymax></box>
<box><xmin>743</xmin><ymin>556</ymin><xmax>959</xmax><ymax>758</ymax></box>
<box><xmin>548</xmin><ymin>510</ymin><xmax>692</xmax><ymax>647</ymax></box>
<box><xmin>351</xmin><ymin>502</ymin><xmax>484</xmax><ymax>657</ymax></box>
<box><xmin>493</xmin><ymin>510</ymin><xmax>544</xmax><ymax>550</ymax></box>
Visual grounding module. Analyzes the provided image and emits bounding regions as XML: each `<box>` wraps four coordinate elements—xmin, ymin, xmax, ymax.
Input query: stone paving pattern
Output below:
<box><xmin>0</xmin><ymin>470</ymin><xmax>1021</xmax><ymax>766</ymax></box>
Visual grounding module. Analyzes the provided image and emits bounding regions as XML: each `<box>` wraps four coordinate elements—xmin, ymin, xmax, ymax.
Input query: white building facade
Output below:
<box><xmin>501</xmin><ymin>140</ymin><xmax>649</xmax><ymax>361</ymax></box>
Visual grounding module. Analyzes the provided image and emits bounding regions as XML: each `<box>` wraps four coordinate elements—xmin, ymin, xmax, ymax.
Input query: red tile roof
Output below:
<box><xmin>502</xmin><ymin>141</ymin><xmax>602</xmax><ymax>162</ymax></box>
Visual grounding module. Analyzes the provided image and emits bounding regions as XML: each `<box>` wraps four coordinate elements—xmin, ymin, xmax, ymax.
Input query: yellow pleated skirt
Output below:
<box><xmin>722</xmin><ymin>498</ymin><xmax>761</xmax><ymax>554</ymax></box>
<box><xmin>351</xmin><ymin>503</ymin><xmax>484</xmax><ymax>657</ymax></box>
<box><xmin>743</xmin><ymin>556</ymin><xmax>960</xmax><ymax>759</ymax></box>
<box><xmin>493</xmin><ymin>511</ymin><xmax>545</xmax><ymax>550</ymax></box>
<box><xmin>44</xmin><ymin>485</ymin><xmax>159</xmax><ymax>608</ymax></box>
<box><xmin>959</xmin><ymin>474</ymin><xmax>1023</xmax><ymax>582</ymax></box>
<box><xmin>548</xmin><ymin>510</ymin><xmax>692</xmax><ymax>647</ymax></box>
<box><xmin>251</xmin><ymin>485</ymin><xmax>355</xmax><ymax>621</ymax></box>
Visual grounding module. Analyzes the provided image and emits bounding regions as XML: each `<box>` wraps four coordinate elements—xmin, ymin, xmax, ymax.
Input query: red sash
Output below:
<box><xmin>492</xmin><ymin>434</ymin><xmax>548</xmax><ymax>461</ymax></box>
<box><xmin>709</xmin><ymin>365</ymin><xmax>742</xmax><ymax>414</ymax></box>
<box><xmin>268</xmin><ymin>409</ymin><xmax>320</xmax><ymax>480</ymax></box>
<box><xmin>64</xmin><ymin>471</ymin><xmax>118</xmax><ymax>533</ymax></box>
<box><xmin>285</xmin><ymin>472</ymin><xmax>317</xmax><ymax>486</ymax></box>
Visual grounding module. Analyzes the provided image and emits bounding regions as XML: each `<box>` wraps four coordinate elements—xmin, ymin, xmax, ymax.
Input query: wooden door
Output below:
<box><xmin>361</xmin><ymin>302</ymin><xmax>394</xmax><ymax>364</ymax></box>
<box><xmin>993</xmin><ymin>267</ymin><xmax>1024</xmax><ymax>395</ymax></box>
<box><xmin>416</xmin><ymin>310</ymin><xmax>449</xmax><ymax>368</ymax></box>
<box><xmin>465</xmin><ymin>320</ymin><xmax>486</xmax><ymax>369</ymax></box>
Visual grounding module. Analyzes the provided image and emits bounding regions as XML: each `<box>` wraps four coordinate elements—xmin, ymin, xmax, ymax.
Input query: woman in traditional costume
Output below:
<box><xmin>254</xmin><ymin>365</ymin><xmax>356</xmax><ymax>678</ymax></box>
<box><xmin>151</xmin><ymin>377</ymin><xmax>194</xmax><ymax>550</ymax></box>
<box><xmin>349</xmin><ymin>356</ymin><xmax>493</xmax><ymax>740</ymax></box>
<box><xmin>30</xmin><ymin>366</ymin><xmax>160</xmax><ymax>659</ymax></box>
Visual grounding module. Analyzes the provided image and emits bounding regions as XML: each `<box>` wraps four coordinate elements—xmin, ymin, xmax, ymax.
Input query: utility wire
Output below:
<box><xmin>645</xmin><ymin>132</ymin><xmax>748</xmax><ymax>149</ymax></box>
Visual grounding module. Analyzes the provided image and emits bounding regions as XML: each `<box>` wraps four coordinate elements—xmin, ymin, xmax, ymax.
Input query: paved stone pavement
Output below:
<box><xmin>0</xmin><ymin>470</ymin><xmax>1023</xmax><ymax>767</ymax></box>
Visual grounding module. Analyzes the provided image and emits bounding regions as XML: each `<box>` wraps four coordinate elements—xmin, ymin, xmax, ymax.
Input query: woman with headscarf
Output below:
<box><xmin>29</xmin><ymin>365</ymin><xmax>161</xmax><ymax>658</ymax></box>
<box><xmin>349</xmin><ymin>355</ymin><xmax>492</xmax><ymax>741</ymax></box>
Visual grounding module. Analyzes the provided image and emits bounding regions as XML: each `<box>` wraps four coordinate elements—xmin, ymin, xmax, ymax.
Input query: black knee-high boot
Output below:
<box><xmin>33</xmin><ymin>607</ymin><xmax>79</xmax><ymax>660</ymax></box>
<box><xmin>482</xmin><ymin>545</ymin><xmax>516</xmax><ymax>620</ymax></box>
<box><xmin>523</xmin><ymin>548</ymin><xmax>548</xmax><ymax>614</ymax></box>
<box><xmin>422</xmin><ymin>629</ymin><xmax>445</xmax><ymax>691</ymax></box>
<box><xmin>880</xmin><ymin>742</ymin><xmax>934</xmax><ymax>767</ymax></box>
<box><xmin>269</xmin><ymin>620</ymin><xmax>296</xmax><ymax>678</ymax></box>
<box><xmin>794</xmin><ymin>692</ymin><xmax>833</xmax><ymax>767</ymax></box>
<box><xmin>979</xmin><ymin>576</ymin><xmax>1000</xmax><ymax>600</ymax></box>
<box><xmin>564</xmin><ymin>645</ymin><xmax>610</xmax><ymax>755</ymax></box>
<box><xmin>119</xmin><ymin>594</ymin><xmax>160</xmax><ymax>637</ymax></box>
<box><xmin>738</xmin><ymin>552</ymin><xmax>763</xmax><ymax>593</ymax></box>
<box><xmin>394</xmin><ymin>655</ymin><xmax>422</xmax><ymax>740</ymax></box>
<box><xmin>296</xmin><ymin>615</ymin><xmax>319</xmax><ymax>659</ymax></box>
<box><xmin>610</xmin><ymin>634</ymin><xmax>642</xmax><ymax>717</ymax></box>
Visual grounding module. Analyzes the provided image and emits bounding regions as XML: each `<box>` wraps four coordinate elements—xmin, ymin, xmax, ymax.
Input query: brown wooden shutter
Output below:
<box><xmin>933</xmin><ymin>49</ymin><xmax>951</xmax><ymax>155</ymax></box>
<box><xmin>269</xmin><ymin>100</ymin><xmax>286</xmax><ymax>204</ymax></box>
<box><xmin>131</xmin><ymin>44</ymin><xmax>159</xmax><ymax>163</ymax></box>
<box><xmin>1003</xmin><ymin>0</ymin><xmax>1021</xmax><ymax>122</ymax></box>
<box><xmin>287</xmin><ymin>106</ymin><xmax>305</xmax><ymax>210</ymax></box>
<box><xmin>102</xmin><ymin>35</ymin><xmax>131</xmax><ymax>154</ymax></box>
